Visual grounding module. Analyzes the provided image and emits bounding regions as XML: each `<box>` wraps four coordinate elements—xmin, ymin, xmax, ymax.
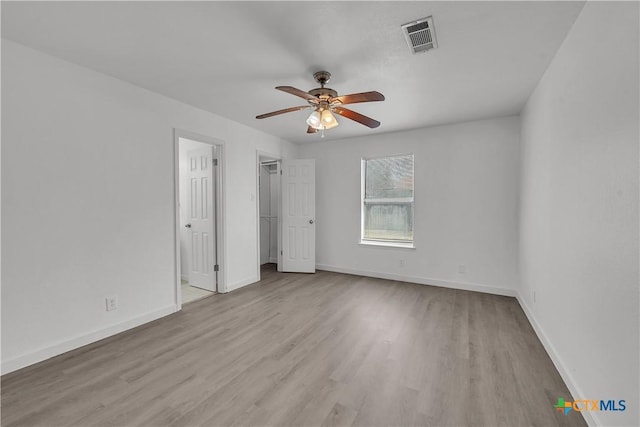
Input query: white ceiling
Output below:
<box><xmin>2</xmin><ymin>1</ymin><xmax>585</xmax><ymax>144</ymax></box>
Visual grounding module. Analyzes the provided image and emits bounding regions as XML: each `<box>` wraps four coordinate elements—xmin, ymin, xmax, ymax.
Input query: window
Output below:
<box><xmin>361</xmin><ymin>154</ymin><xmax>414</xmax><ymax>246</ymax></box>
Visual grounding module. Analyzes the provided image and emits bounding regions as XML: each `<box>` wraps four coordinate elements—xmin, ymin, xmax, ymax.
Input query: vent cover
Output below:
<box><xmin>401</xmin><ymin>16</ymin><xmax>438</xmax><ymax>54</ymax></box>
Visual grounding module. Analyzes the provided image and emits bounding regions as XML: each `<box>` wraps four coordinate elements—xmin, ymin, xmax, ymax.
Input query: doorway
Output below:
<box><xmin>256</xmin><ymin>152</ymin><xmax>281</xmax><ymax>279</ymax></box>
<box><xmin>259</xmin><ymin>160</ymin><xmax>279</xmax><ymax>265</ymax></box>
<box><xmin>255</xmin><ymin>155</ymin><xmax>317</xmax><ymax>278</ymax></box>
<box><xmin>175</xmin><ymin>131</ymin><xmax>225</xmax><ymax>307</ymax></box>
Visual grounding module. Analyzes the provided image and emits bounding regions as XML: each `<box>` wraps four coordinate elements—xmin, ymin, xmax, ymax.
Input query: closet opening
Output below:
<box><xmin>257</xmin><ymin>153</ymin><xmax>281</xmax><ymax>280</ymax></box>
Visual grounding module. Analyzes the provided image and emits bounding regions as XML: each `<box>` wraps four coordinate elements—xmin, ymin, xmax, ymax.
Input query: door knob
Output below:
<box><xmin>309</xmin><ymin>219</ymin><xmax>314</xmax><ymax>224</ymax></box>
<box><xmin>185</xmin><ymin>224</ymin><xmax>192</xmax><ymax>228</ymax></box>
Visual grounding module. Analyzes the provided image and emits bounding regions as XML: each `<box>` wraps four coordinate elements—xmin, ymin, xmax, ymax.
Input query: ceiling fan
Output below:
<box><xmin>256</xmin><ymin>71</ymin><xmax>385</xmax><ymax>135</ymax></box>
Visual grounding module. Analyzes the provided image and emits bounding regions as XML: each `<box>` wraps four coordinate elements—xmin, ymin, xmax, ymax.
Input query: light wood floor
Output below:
<box><xmin>2</xmin><ymin>265</ymin><xmax>585</xmax><ymax>427</ymax></box>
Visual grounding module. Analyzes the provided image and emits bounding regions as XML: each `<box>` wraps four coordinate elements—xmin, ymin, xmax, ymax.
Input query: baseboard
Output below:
<box><xmin>1</xmin><ymin>304</ymin><xmax>178</xmax><ymax>375</ymax></box>
<box><xmin>515</xmin><ymin>295</ymin><xmax>595</xmax><ymax>427</ymax></box>
<box><xmin>180</xmin><ymin>274</ymin><xmax>188</xmax><ymax>282</ymax></box>
<box><xmin>225</xmin><ymin>275</ymin><xmax>259</xmax><ymax>293</ymax></box>
<box><xmin>316</xmin><ymin>264</ymin><xmax>516</xmax><ymax>297</ymax></box>
<box><xmin>269</xmin><ymin>257</ymin><xmax>277</xmax><ymax>264</ymax></box>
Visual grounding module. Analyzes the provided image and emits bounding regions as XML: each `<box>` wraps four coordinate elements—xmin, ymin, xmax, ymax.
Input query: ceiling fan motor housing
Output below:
<box><xmin>308</xmin><ymin>87</ymin><xmax>338</xmax><ymax>100</ymax></box>
<box><xmin>309</xmin><ymin>71</ymin><xmax>336</xmax><ymax>100</ymax></box>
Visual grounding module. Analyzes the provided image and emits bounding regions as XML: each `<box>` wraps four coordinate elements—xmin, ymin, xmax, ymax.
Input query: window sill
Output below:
<box><xmin>358</xmin><ymin>240</ymin><xmax>415</xmax><ymax>249</ymax></box>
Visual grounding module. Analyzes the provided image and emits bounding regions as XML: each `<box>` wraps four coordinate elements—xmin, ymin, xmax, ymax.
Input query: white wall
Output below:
<box><xmin>1</xmin><ymin>39</ymin><xmax>296</xmax><ymax>373</ymax></box>
<box><xmin>297</xmin><ymin>116</ymin><xmax>521</xmax><ymax>295</ymax></box>
<box><xmin>518</xmin><ymin>2</ymin><xmax>639</xmax><ymax>426</ymax></box>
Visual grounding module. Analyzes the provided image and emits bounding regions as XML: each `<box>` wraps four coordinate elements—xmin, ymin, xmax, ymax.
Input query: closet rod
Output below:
<box><xmin>261</xmin><ymin>160</ymin><xmax>279</xmax><ymax>166</ymax></box>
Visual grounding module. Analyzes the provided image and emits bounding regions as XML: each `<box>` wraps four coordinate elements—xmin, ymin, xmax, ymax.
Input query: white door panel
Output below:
<box><xmin>187</xmin><ymin>146</ymin><xmax>216</xmax><ymax>291</ymax></box>
<box><xmin>282</xmin><ymin>159</ymin><xmax>315</xmax><ymax>273</ymax></box>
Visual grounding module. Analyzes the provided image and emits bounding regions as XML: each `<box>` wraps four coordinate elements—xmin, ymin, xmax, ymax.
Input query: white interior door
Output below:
<box><xmin>186</xmin><ymin>146</ymin><xmax>216</xmax><ymax>291</ymax></box>
<box><xmin>281</xmin><ymin>159</ymin><xmax>315</xmax><ymax>273</ymax></box>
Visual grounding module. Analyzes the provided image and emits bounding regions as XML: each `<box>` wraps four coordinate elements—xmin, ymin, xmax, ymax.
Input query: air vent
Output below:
<box><xmin>401</xmin><ymin>16</ymin><xmax>438</xmax><ymax>54</ymax></box>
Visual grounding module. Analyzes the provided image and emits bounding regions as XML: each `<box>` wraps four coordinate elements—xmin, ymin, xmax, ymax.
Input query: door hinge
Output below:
<box><xmin>280</xmin><ymin>169</ymin><xmax>282</xmax><ymax>175</ymax></box>
<box><xmin>214</xmin><ymin>264</ymin><xmax>219</xmax><ymax>272</ymax></box>
<box><xmin>212</xmin><ymin>159</ymin><xmax>218</xmax><ymax>166</ymax></box>
<box><xmin>280</xmin><ymin>250</ymin><xmax>283</xmax><ymax>255</ymax></box>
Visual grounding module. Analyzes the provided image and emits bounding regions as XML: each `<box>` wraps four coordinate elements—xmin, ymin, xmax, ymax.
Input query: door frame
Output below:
<box><xmin>173</xmin><ymin>129</ymin><xmax>226</xmax><ymax>310</ymax></box>
<box><xmin>256</xmin><ymin>150</ymin><xmax>282</xmax><ymax>281</ymax></box>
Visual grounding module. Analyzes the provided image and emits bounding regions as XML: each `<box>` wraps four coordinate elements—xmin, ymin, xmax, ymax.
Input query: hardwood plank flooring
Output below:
<box><xmin>1</xmin><ymin>265</ymin><xmax>586</xmax><ymax>426</ymax></box>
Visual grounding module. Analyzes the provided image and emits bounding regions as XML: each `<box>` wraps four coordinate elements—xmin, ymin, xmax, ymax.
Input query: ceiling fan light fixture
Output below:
<box><xmin>321</xmin><ymin>109</ymin><xmax>339</xmax><ymax>129</ymax></box>
<box><xmin>256</xmin><ymin>71</ymin><xmax>384</xmax><ymax>134</ymax></box>
<box><xmin>306</xmin><ymin>110</ymin><xmax>323</xmax><ymax>129</ymax></box>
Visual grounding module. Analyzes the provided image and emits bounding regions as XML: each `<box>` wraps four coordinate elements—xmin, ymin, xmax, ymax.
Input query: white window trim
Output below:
<box><xmin>360</xmin><ymin>154</ymin><xmax>415</xmax><ymax>247</ymax></box>
<box><xmin>363</xmin><ymin>197</ymin><xmax>413</xmax><ymax>204</ymax></box>
<box><xmin>358</xmin><ymin>239</ymin><xmax>416</xmax><ymax>249</ymax></box>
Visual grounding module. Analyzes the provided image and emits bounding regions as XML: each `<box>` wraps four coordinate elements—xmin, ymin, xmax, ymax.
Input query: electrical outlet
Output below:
<box><xmin>458</xmin><ymin>264</ymin><xmax>466</xmax><ymax>274</ymax></box>
<box><xmin>105</xmin><ymin>296</ymin><xmax>118</xmax><ymax>312</ymax></box>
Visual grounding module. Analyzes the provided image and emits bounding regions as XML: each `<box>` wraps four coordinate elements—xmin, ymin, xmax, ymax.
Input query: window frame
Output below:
<box><xmin>360</xmin><ymin>153</ymin><xmax>415</xmax><ymax>249</ymax></box>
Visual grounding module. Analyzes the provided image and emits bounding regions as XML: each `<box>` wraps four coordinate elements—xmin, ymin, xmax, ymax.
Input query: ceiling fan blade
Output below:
<box><xmin>332</xmin><ymin>91</ymin><xmax>385</xmax><ymax>105</ymax></box>
<box><xmin>333</xmin><ymin>106</ymin><xmax>381</xmax><ymax>128</ymax></box>
<box><xmin>307</xmin><ymin>126</ymin><xmax>319</xmax><ymax>134</ymax></box>
<box><xmin>256</xmin><ymin>105</ymin><xmax>310</xmax><ymax>119</ymax></box>
<box><xmin>276</xmin><ymin>86</ymin><xmax>318</xmax><ymax>102</ymax></box>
